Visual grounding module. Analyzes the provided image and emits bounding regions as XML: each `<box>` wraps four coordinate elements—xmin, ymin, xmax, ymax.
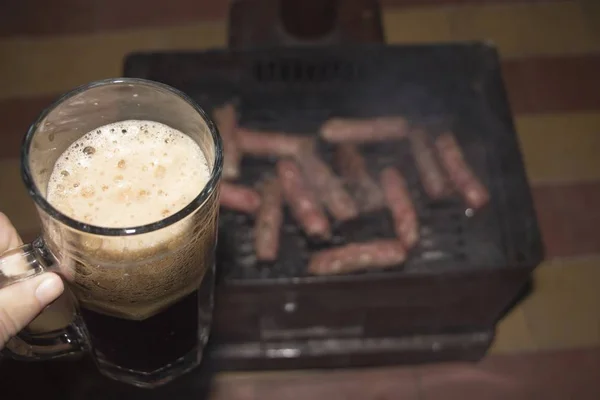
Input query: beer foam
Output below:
<box><xmin>44</xmin><ymin>120</ymin><xmax>217</xmax><ymax>321</ymax></box>
<box><xmin>47</xmin><ymin>120</ymin><xmax>210</xmax><ymax>229</ymax></box>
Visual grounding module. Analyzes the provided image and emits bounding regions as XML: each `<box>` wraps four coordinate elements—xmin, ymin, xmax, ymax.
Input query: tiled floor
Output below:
<box><xmin>1</xmin><ymin>0</ymin><xmax>599</xmax><ymax>397</ymax></box>
<box><xmin>416</xmin><ymin>348</ymin><xmax>600</xmax><ymax>400</ymax></box>
<box><xmin>206</xmin><ymin>348</ymin><xmax>600</xmax><ymax>399</ymax></box>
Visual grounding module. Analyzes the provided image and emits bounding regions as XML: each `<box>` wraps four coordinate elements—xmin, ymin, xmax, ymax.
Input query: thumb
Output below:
<box><xmin>0</xmin><ymin>273</ymin><xmax>64</xmax><ymax>349</ymax></box>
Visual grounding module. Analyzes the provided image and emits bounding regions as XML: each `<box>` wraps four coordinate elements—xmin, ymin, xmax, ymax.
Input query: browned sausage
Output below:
<box><xmin>255</xmin><ymin>178</ymin><xmax>283</xmax><ymax>262</ymax></box>
<box><xmin>320</xmin><ymin>117</ymin><xmax>411</xmax><ymax>144</ymax></box>
<box><xmin>276</xmin><ymin>159</ymin><xmax>331</xmax><ymax>239</ymax></box>
<box><xmin>296</xmin><ymin>149</ymin><xmax>359</xmax><ymax>221</ymax></box>
<box><xmin>220</xmin><ymin>182</ymin><xmax>261</xmax><ymax>214</ymax></box>
<box><xmin>334</xmin><ymin>144</ymin><xmax>385</xmax><ymax>212</ymax></box>
<box><xmin>308</xmin><ymin>239</ymin><xmax>406</xmax><ymax>275</ymax></box>
<box><xmin>236</xmin><ymin>127</ymin><xmax>315</xmax><ymax>158</ymax></box>
<box><xmin>409</xmin><ymin>128</ymin><xmax>451</xmax><ymax>199</ymax></box>
<box><xmin>434</xmin><ymin>132</ymin><xmax>490</xmax><ymax>209</ymax></box>
<box><xmin>380</xmin><ymin>167</ymin><xmax>419</xmax><ymax>249</ymax></box>
<box><xmin>213</xmin><ymin>103</ymin><xmax>241</xmax><ymax>180</ymax></box>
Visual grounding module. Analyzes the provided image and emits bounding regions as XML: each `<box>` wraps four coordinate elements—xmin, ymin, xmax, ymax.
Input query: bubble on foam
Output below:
<box><xmin>81</xmin><ymin>186</ymin><xmax>95</xmax><ymax>198</ymax></box>
<box><xmin>83</xmin><ymin>146</ymin><xmax>95</xmax><ymax>155</ymax></box>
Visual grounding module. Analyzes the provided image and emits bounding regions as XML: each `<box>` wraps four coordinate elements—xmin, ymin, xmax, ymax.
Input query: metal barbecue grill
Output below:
<box><xmin>124</xmin><ymin>43</ymin><xmax>543</xmax><ymax>370</ymax></box>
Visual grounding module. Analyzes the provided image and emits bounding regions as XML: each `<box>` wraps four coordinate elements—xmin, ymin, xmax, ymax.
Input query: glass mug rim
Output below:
<box><xmin>20</xmin><ymin>77</ymin><xmax>223</xmax><ymax>237</ymax></box>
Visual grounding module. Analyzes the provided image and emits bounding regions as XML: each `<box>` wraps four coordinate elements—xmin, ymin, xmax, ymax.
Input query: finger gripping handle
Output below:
<box><xmin>0</xmin><ymin>237</ymin><xmax>86</xmax><ymax>360</ymax></box>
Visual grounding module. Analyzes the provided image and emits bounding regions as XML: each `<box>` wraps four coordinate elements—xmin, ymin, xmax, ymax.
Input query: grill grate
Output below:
<box><xmin>215</xmin><ymin>136</ymin><xmax>475</xmax><ymax>281</ymax></box>
<box><xmin>124</xmin><ymin>44</ymin><xmax>542</xmax><ymax>283</ymax></box>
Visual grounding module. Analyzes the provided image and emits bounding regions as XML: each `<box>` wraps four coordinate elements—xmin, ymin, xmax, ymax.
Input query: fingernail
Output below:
<box><xmin>35</xmin><ymin>275</ymin><xmax>64</xmax><ymax>304</ymax></box>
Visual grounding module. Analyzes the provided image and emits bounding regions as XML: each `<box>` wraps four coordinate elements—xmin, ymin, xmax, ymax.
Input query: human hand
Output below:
<box><xmin>0</xmin><ymin>212</ymin><xmax>64</xmax><ymax>350</ymax></box>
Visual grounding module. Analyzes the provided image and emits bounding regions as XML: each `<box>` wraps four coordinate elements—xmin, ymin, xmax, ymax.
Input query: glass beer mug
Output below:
<box><xmin>0</xmin><ymin>78</ymin><xmax>223</xmax><ymax>388</ymax></box>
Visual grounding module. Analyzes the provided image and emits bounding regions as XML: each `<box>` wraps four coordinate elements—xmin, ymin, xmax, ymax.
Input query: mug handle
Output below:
<box><xmin>0</xmin><ymin>237</ymin><xmax>86</xmax><ymax>360</ymax></box>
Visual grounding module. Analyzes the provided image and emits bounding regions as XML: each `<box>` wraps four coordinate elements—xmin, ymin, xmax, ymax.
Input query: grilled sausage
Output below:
<box><xmin>213</xmin><ymin>103</ymin><xmax>241</xmax><ymax>180</ymax></box>
<box><xmin>296</xmin><ymin>149</ymin><xmax>359</xmax><ymax>221</ymax></box>
<box><xmin>255</xmin><ymin>178</ymin><xmax>283</xmax><ymax>262</ymax></box>
<box><xmin>380</xmin><ymin>167</ymin><xmax>419</xmax><ymax>249</ymax></box>
<box><xmin>434</xmin><ymin>132</ymin><xmax>490</xmax><ymax>209</ymax></box>
<box><xmin>334</xmin><ymin>144</ymin><xmax>385</xmax><ymax>212</ymax></box>
<box><xmin>220</xmin><ymin>182</ymin><xmax>261</xmax><ymax>214</ymax></box>
<box><xmin>277</xmin><ymin>159</ymin><xmax>331</xmax><ymax>239</ymax></box>
<box><xmin>409</xmin><ymin>128</ymin><xmax>451</xmax><ymax>199</ymax></box>
<box><xmin>308</xmin><ymin>239</ymin><xmax>406</xmax><ymax>275</ymax></box>
<box><xmin>237</xmin><ymin>127</ymin><xmax>314</xmax><ymax>158</ymax></box>
<box><xmin>320</xmin><ymin>117</ymin><xmax>410</xmax><ymax>144</ymax></box>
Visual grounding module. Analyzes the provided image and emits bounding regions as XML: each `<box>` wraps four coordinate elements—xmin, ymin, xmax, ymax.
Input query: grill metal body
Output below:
<box><xmin>124</xmin><ymin>44</ymin><xmax>543</xmax><ymax>370</ymax></box>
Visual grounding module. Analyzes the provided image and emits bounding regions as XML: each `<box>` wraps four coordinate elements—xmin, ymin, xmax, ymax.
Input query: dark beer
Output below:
<box><xmin>44</xmin><ymin>119</ymin><xmax>218</xmax><ymax>378</ymax></box>
<box><xmin>79</xmin><ymin>262</ymin><xmax>214</xmax><ymax>373</ymax></box>
<box><xmin>81</xmin><ymin>291</ymin><xmax>199</xmax><ymax>372</ymax></box>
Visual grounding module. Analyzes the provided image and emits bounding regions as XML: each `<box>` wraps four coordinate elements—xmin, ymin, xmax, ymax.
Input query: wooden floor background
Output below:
<box><xmin>1</xmin><ymin>0</ymin><xmax>599</xmax><ymax>398</ymax></box>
